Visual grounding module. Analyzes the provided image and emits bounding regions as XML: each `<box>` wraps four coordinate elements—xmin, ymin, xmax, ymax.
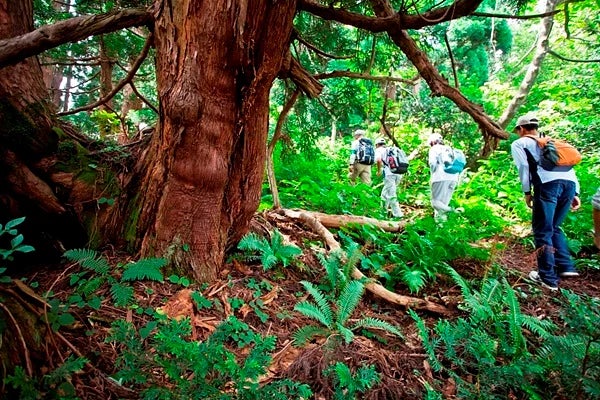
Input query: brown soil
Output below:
<box><xmin>5</xmin><ymin>215</ymin><xmax>600</xmax><ymax>400</ymax></box>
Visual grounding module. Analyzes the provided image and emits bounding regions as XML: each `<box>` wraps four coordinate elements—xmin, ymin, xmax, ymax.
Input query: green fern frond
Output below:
<box><xmin>445</xmin><ymin>265</ymin><xmax>472</xmax><ymax>299</ymax></box>
<box><xmin>412</xmin><ymin>311</ymin><xmax>442</xmax><ymax>373</ymax></box>
<box><xmin>521</xmin><ymin>315</ymin><xmax>555</xmax><ymax>339</ymax></box>
<box><xmin>292</xmin><ymin>325</ymin><xmax>329</xmax><ymax>346</ymax></box>
<box><xmin>335</xmin><ymin>280</ymin><xmax>364</xmax><ymax>325</ymax></box>
<box><xmin>351</xmin><ymin>317</ymin><xmax>403</xmax><ymax>339</ymax></box>
<box><xmin>343</xmin><ymin>245</ymin><xmax>362</xmax><ymax>280</ymax></box>
<box><xmin>121</xmin><ymin>258</ymin><xmax>165</xmax><ymax>282</ymax></box>
<box><xmin>238</xmin><ymin>232</ymin><xmax>268</xmax><ymax>252</ymax></box>
<box><xmin>318</xmin><ymin>250</ymin><xmax>342</xmax><ymax>292</ymax></box>
<box><xmin>330</xmin><ymin>362</ymin><xmax>353</xmax><ymax>387</ymax></box>
<box><xmin>400</xmin><ymin>267</ymin><xmax>427</xmax><ymax>293</ymax></box>
<box><xmin>294</xmin><ymin>301</ymin><xmax>333</xmax><ymax>328</ymax></box>
<box><xmin>299</xmin><ymin>281</ymin><xmax>333</xmax><ymax>326</ymax></box>
<box><xmin>261</xmin><ymin>251</ymin><xmax>278</xmax><ymax>270</ymax></box>
<box><xmin>111</xmin><ymin>282</ymin><xmax>135</xmax><ymax>307</ymax></box>
<box><xmin>334</xmin><ymin>322</ymin><xmax>354</xmax><ymax>344</ymax></box>
<box><xmin>63</xmin><ymin>248</ymin><xmax>111</xmax><ymax>275</ymax></box>
<box><xmin>503</xmin><ymin>280</ymin><xmax>525</xmax><ymax>354</ymax></box>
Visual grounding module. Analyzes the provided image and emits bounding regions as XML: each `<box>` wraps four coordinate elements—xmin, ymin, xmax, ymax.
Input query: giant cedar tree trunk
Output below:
<box><xmin>110</xmin><ymin>0</ymin><xmax>297</xmax><ymax>282</ymax></box>
<box><xmin>0</xmin><ymin>0</ymin><xmax>63</xmax><ymax>228</ymax></box>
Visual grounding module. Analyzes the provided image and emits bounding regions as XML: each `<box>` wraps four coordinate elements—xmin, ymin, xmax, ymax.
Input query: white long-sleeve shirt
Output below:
<box><xmin>428</xmin><ymin>144</ymin><xmax>459</xmax><ymax>183</ymax></box>
<box><xmin>510</xmin><ymin>135</ymin><xmax>580</xmax><ymax>194</ymax></box>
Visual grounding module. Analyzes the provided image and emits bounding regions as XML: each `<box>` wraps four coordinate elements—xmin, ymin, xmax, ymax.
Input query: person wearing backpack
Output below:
<box><xmin>374</xmin><ymin>138</ymin><xmax>405</xmax><ymax>218</ymax></box>
<box><xmin>511</xmin><ymin>114</ymin><xmax>581</xmax><ymax>291</ymax></box>
<box><xmin>427</xmin><ymin>133</ymin><xmax>462</xmax><ymax>222</ymax></box>
<box><xmin>348</xmin><ymin>129</ymin><xmax>373</xmax><ymax>185</ymax></box>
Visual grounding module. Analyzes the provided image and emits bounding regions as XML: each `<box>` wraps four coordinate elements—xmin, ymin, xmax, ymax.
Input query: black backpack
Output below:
<box><xmin>385</xmin><ymin>146</ymin><xmax>409</xmax><ymax>174</ymax></box>
<box><xmin>357</xmin><ymin>138</ymin><xmax>375</xmax><ymax>165</ymax></box>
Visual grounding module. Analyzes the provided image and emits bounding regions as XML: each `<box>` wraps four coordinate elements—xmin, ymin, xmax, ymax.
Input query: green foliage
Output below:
<box><xmin>62</xmin><ymin>249</ymin><xmax>165</xmax><ymax>312</ymax></box>
<box><xmin>0</xmin><ymin>217</ymin><xmax>35</xmax><ymax>262</ymax></box>
<box><xmin>536</xmin><ymin>291</ymin><xmax>600</xmax><ymax>399</ymax></box>
<box><xmin>293</xmin><ymin>248</ymin><xmax>402</xmax><ymax>346</ymax></box>
<box><xmin>237</xmin><ymin>230</ymin><xmax>302</xmax><ymax>270</ymax></box>
<box><xmin>107</xmin><ymin>315</ymin><xmax>312</xmax><ymax>399</ymax></box>
<box><xmin>324</xmin><ymin>362</ymin><xmax>381</xmax><ymax>400</ymax></box>
<box><xmin>5</xmin><ymin>355</ymin><xmax>88</xmax><ymax>400</ymax></box>
<box><xmin>411</xmin><ymin>269</ymin><xmax>557</xmax><ymax>399</ymax></box>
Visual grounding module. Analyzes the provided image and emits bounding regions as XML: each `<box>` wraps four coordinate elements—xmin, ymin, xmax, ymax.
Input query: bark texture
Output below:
<box><xmin>111</xmin><ymin>0</ymin><xmax>297</xmax><ymax>282</ymax></box>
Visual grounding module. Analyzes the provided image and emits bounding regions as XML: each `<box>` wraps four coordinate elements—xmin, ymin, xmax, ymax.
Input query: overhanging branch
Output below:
<box><xmin>0</xmin><ymin>8</ymin><xmax>152</xmax><ymax>69</ymax></box>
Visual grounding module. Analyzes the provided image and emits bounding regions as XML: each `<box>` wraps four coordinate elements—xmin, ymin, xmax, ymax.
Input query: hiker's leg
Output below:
<box><xmin>358</xmin><ymin>164</ymin><xmax>372</xmax><ymax>185</ymax></box>
<box><xmin>551</xmin><ymin>180</ymin><xmax>576</xmax><ymax>274</ymax></box>
<box><xmin>532</xmin><ymin>181</ymin><xmax>562</xmax><ymax>287</ymax></box>
<box><xmin>385</xmin><ymin>174</ymin><xmax>403</xmax><ymax>217</ymax></box>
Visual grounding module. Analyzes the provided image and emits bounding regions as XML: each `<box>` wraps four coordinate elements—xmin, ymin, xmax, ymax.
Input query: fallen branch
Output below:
<box><xmin>281</xmin><ymin>209</ymin><xmax>451</xmax><ymax>315</ymax></box>
<box><xmin>279</xmin><ymin>208</ymin><xmax>405</xmax><ymax>233</ymax></box>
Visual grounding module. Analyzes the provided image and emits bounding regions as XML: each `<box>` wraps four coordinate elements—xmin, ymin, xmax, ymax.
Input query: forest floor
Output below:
<box><xmin>12</xmin><ymin>211</ymin><xmax>600</xmax><ymax>400</ymax></box>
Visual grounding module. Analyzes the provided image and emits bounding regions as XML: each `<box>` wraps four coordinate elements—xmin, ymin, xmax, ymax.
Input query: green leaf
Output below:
<box><xmin>5</xmin><ymin>217</ymin><xmax>25</xmax><ymax>230</ymax></box>
<box><xmin>121</xmin><ymin>258</ymin><xmax>165</xmax><ymax>282</ymax></box>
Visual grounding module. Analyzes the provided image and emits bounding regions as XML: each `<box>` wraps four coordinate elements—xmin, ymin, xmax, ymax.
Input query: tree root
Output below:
<box><xmin>277</xmin><ymin>209</ymin><xmax>451</xmax><ymax>315</ymax></box>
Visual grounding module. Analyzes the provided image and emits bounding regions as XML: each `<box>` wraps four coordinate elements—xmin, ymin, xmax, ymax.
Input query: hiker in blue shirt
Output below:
<box><xmin>428</xmin><ymin>133</ymin><xmax>460</xmax><ymax>222</ymax></box>
<box><xmin>510</xmin><ymin>114</ymin><xmax>581</xmax><ymax>291</ymax></box>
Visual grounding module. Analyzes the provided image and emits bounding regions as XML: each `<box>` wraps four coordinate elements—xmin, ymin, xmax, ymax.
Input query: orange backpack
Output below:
<box><xmin>525</xmin><ymin>135</ymin><xmax>582</xmax><ymax>171</ymax></box>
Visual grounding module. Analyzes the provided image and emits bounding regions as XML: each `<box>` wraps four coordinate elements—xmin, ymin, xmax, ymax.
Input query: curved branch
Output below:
<box><xmin>298</xmin><ymin>0</ymin><xmax>483</xmax><ymax>32</ymax></box>
<box><xmin>280</xmin><ymin>209</ymin><xmax>451</xmax><ymax>315</ymax></box>
<box><xmin>267</xmin><ymin>89</ymin><xmax>301</xmax><ymax>210</ymax></box>
<box><xmin>0</xmin><ymin>301</ymin><xmax>33</xmax><ymax>376</ymax></box>
<box><xmin>0</xmin><ymin>8</ymin><xmax>152</xmax><ymax>69</ymax></box>
<box><xmin>548</xmin><ymin>49</ymin><xmax>600</xmax><ymax>63</ymax></box>
<box><xmin>471</xmin><ymin>10</ymin><xmax>561</xmax><ymax>19</ymax></box>
<box><xmin>130</xmin><ymin>82</ymin><xmax>159</xmax><ymax>114</ymax></box>
<box><xmin>315</xmin><ymin>70</ymin><xmax>417</xmax><ymax>85</ymax></box>
<box><xmin>58</xmin><ymin>32</ymin><xmax>154</xmax><ymax>116</ymax></box>
<box><xmin>279</xmin><ymin>53</ymin><xmax>324</xmax><ymax>98</ymax></box>
<box><xmin>293</xmin><ymin>30</ymin><xmax>352</xmax><ymax>60</ymax></box>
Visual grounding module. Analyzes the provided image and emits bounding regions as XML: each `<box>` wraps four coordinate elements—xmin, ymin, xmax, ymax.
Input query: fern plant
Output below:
<box><xmin>324</xmin><ymin>362</ymin><xmax>381</xmax><ymax>400</ymax></box>
<box><xmin>535</xmin><ymin>290</ymin><xmax>600</xmax><ymax>399</ymax></box>
<box><xmin>237</xmin><ymin>230</ymin><xmax>302</xmax><ymax>270</ymax></box>
<box><xmin>62</xmin><ymin>249</ymin><xmax>166</xmax><ymax>311</ymax></box>
<box><xmin>107</xmin><ymin>315</ymin><xmax>312</xmax><ymax>399</ymax></box>
<box><xmin>410</xmin><ymin>268</ymin><xmax>556</xmax><ymax>399</ymax></box>
<box><xmin>293</xmin><ymin>247</ymin><xmax>402</xmax><ymax>346</ymax></box>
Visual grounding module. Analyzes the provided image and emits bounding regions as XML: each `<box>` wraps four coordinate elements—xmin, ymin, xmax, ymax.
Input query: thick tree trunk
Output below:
<box><xmin>109</xmin><ymin>0</ymin><xmax>297</xmax><ymax>282</ymax></box>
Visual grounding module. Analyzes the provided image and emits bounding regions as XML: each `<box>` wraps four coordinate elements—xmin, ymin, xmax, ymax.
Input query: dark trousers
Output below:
<box><xmin>532</xmin><ymin>179</ymin><xmax>576</xmax><ymax>286</ymax></box>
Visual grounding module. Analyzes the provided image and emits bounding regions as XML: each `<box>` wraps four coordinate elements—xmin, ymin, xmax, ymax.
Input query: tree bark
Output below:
<box><xmin>107</xmin><ymin>0</ymin><xmax>297</xmax><ymax>282</ymax></box>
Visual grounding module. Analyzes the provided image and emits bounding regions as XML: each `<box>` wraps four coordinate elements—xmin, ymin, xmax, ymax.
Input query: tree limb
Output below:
<box><xmin>280</xmin><ymin>209</ymin><xmax>451</xmax><ymax>315</ymax></box>
<box><xmin>315</xmin><ymin>70</ymin><xmax>418</xmax><ymax>85</ymax></box>
<box><xmin>0</xmin><ymin>8</ymin><xmax>152</xmax><ymax>69</ymax></box>
<box><xmin>58</xmin><ymin>32</ymin><xmax>154</xmax><ymax>116</ymax></box>
<box><xmin>370</xmin><ymin>0</ymin><xmax>507</xmax><ymax>140</ymax></box>
<box><xmin>298</xmin><ymin>0</ymin><xmax>483</xmax><ymax>31</ymax></box>
<box><xmin>293</xmin><ymin>30</ymin><xmax>352</xmax><ymax>60</ymax></box>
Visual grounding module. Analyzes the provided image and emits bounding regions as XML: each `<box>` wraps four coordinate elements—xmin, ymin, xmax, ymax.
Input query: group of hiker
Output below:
<box><xmin>349</xmin><ymin>113</ymin><xmax>596</xmax><ymax>292</ymax></box>
<box><xmin>348</xmin><ymin>128</ymin><xmax>465</xmax><ymax>222</ymax></box>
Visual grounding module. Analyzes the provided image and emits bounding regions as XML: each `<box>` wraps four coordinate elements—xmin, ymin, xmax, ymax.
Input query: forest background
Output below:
<box><xmin>1</xmin><ymin>0</ymin><xmax>600</xmax><ymax>399</ymax></box>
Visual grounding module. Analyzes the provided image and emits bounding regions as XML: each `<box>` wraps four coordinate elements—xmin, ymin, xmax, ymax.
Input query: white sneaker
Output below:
<box><xmin>528</xmin><ymin>271</ymin><xmax>558</xmax><ymax>291</ymax></box>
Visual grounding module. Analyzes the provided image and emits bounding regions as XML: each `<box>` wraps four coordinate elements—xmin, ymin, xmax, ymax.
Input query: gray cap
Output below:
<box><xmin>515</xmin><ymin>115</ymin><xmax>539</xmax><ymax>128</ymax></box>
<box><xmin>353</xmin><ymin>129</ymin><xmax>366</xmax><ymax>137</ymax></box>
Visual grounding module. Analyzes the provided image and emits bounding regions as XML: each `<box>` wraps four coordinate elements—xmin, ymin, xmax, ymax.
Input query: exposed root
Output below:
<box><xmin>278</xmin><ymin>208</ymin><xmax>450</xmax><ymax>315</ymax></box>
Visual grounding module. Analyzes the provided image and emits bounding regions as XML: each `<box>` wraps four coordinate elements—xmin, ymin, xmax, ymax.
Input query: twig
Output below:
<box><xmin>0</xmin><ymin>302</ymin><xmax>33</xmax><ymax>376</ymax></box>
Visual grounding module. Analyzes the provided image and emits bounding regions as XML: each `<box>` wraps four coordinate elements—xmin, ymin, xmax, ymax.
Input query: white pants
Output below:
<box><xmin>431</xmin><ymin>180</ymin><xmax>457</xmax><ymax>221</ymax></box>
<box><xmin>382</xmin><ymin>173</ymin><xmax>403</xmax><ymax>217</ymax></box>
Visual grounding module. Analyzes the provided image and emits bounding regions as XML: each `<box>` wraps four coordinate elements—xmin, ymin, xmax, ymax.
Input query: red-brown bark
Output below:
<box><xmin>117</xmin><ymin>0</ymin><xmax>297</xmax><ymax>282</ymax></box>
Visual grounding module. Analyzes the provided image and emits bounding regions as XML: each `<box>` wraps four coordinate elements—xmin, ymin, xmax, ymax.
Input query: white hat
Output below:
<box><xmin>353</xmin><ymin>129</ymin><xmax>366</xmax><ymax>137</ymax></box>
<box><xmin>428</xmin><ymin>133</ymin><xmax>443</xmax><ymax>146</ymax></box>
<box><xmin>515</xmin><ymin>115</ymin><xmax>539</xmax><ymax>128</ymax></box>
<box><xmin>375</xmin><ymin>138</ymin><xmax>386</xmax><ymax>145</ymax></box>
